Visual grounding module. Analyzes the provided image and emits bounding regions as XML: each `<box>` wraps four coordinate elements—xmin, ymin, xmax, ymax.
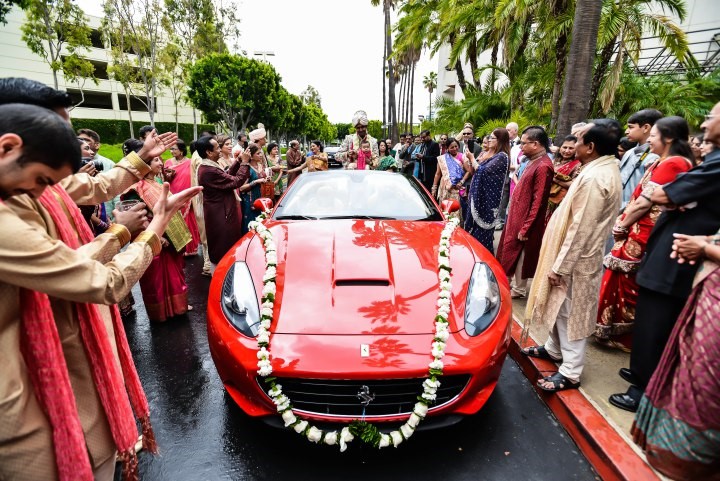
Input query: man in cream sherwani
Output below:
<box><xmin>522</xmin><ymin>119</ymin><xmax>622</xmax><ymax>392</ymax></box>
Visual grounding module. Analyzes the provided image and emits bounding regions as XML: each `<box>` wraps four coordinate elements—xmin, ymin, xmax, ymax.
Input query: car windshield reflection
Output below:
<box><xmin>274</xmin><ymin>171</ymin><xmax>442</xmax><ymax>221</ymax></box>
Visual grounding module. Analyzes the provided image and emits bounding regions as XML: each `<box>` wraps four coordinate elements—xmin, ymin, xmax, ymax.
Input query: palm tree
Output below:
<box><xmin>556</xmin><ymin>0</ymin><xmax>603</xmax><ymax>141</ymax></box>
<box><xmin>423</xmin><ymin>71</ymin><xmax>437</xmax><ymax>120</ymax></box>
<box><xmin>372</xmin><ymin>0</ymin><xmax>398</xmax><ymax>142</ymax></box>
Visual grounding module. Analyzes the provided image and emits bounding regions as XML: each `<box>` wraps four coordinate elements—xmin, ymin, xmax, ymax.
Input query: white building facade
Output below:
<box><xmin>0</xmin><ymin>6</ymin><xmax>194</xmax><ymax>124</ymax></box>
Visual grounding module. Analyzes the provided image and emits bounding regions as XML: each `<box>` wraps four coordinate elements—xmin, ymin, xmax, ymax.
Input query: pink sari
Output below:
<box><xmin>127</xmin><ymin>179</ymin><xmax>190</xmax><ymax>322</ymax></box>
<box><xmin>165</xmin><ymin>158</ymin><xmax>200</xmax><ymax>255</ymax></box>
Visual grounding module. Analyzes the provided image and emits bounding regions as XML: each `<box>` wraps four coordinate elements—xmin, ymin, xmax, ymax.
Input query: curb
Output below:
<box><xmin>507</xmin><ymin>318</ymin><xmax>660</xmax><ymax>481</ymax></box>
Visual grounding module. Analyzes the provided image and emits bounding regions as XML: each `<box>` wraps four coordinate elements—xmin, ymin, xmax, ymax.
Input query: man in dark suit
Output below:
<box><xmin>609</xmin><ymin>102</ymin><xmax>720</xmax><ymax>412</ymax></box>
<box><xmin>416</xmin><ymin>129</ymin><xmax>440</xmax><ymax>192</ymax></box>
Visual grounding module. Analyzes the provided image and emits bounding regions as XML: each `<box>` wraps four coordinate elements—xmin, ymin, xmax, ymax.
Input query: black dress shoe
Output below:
<box><xmin>609</xmin><ymin>391</ymin><xmax>640</xmax><ymax>412</ymax></box>
<box><xmin>618</xmin><ymin>368</ymin><xmax>638</xmax><ymax>385</ymax></box>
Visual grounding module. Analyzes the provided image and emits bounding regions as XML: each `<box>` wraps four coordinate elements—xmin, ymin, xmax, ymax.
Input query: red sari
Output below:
<box><xmin>165</xmin><ymin>157</ymin><xmax>200</xmax><ymax>255</ymax></box>
<box><xmin>595</xmin><ymin>156</ymin><xmax>692</xmax><ymax>350</ymax></box>
<box><xmin>545</xmin><ymin>159</ymin><xmax>580</xmax><ymax>225</ymax></box>
<box><xmin>124</xmin><ymin>179</ymin><xmax>192</xmax><ymax>322</ymax></box>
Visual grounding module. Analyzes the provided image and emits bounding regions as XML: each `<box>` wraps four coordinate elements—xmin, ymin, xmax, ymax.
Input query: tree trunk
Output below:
<box><xmin>382</xmin><ymin>21</ymin><xmax>387</xmax><ymax>141</ymax></box>
<box><xmin>429</xmin><ymin>89</ymin><xmax>432</xmax><ymax>120</ymax></box>
<box><xmin>399</xmin><ymin>71</ymin><xmax>406</xmax><ymax>133</ymax></box>
<box><xmin>125</xmin><ymin>90</ymin><xmax>135</xmax><ymax>137</ymax></box>
<box><xmin>490</xmin><ymin>43</ymin><xmax>498</xmax><ymax>93</ymax></box>
<box><xmin>385</xmin><ymin>4</ymin><xmax>398</xmax><ymax>141</ymax></box>
<box><xmin>590</xmin><ymin>39</ymin><xmax>617</xmax><ymax>115</ymax></box>
<box><xmin>556</xmin><ymin>0</ymin><xmax>602</xmax><ymax>144</ymax></box>
<box><xmin>192</xmin><ymin>108</ymin><xmax>198</xmax><ymax>140</ymax></box>
<box><xmin>410</xmin><ymin>61</ymin><xmax>415</xmax><ymax>133</ymax></box>
<box><xmin>449</xmin><ymin>33</ymin><xmax>467</xmax><ymax>94</ymax></box>
<box><xmin>468</xmin><ymin>36</ymin><xmax>480</xmax><ymax>89</ymax></box>
<box><xmin>550</xmin><ymin>31</ymin><xmax>569</xmax><ymax>132</ymax></box>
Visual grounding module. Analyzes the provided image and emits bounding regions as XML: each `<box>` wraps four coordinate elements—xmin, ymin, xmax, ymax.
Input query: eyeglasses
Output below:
<box><xmin>462</xmin><ymin>132</ymin><xmax>472</xmax><ymax>136</ymax></box>
<box><xmin>519</xmin><ymin>141</ymin><xmax>537</xmax><ymax>146</ymax></box>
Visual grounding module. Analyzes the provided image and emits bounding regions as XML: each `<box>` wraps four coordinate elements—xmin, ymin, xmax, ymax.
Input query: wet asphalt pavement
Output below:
<box><xmin>119</xmin><ymin>255</ymin><xmax>598</xmax><ymax>481</ymax></box>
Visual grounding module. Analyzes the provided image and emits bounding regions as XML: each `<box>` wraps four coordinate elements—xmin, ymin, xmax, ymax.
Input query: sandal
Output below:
<box><xmin>537</xmin><ymin>372</ymin><xmax>580</xmax><ymax>392</ymax></box>
<box><xmin>521</xmin><ymin>345</ymin><xmax>563</xmax><ymax>363</ymax></box>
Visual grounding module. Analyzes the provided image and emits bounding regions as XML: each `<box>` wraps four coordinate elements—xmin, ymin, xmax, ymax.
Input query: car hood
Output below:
<box><xmin>242</xmin><ymin>220</ymin><xmax>477</xmax><ymax>335</ymax></box>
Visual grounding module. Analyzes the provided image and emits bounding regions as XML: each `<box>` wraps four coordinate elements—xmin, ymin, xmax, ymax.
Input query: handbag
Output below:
<box><xmin>260</xmin><ymin>179</ymin><xmax>275</xmax><ymax>198</ymax></box>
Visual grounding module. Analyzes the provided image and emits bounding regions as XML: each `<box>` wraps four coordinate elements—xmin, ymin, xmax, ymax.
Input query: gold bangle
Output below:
<box><xmin>106</xmin><ymin>224</ymin><xmax>131</xmax><ymax>247</ymax></box>
<box><xmin>133</xmin><ymin>231</ymin><xmax>162</xmax><ymax>256</ymax></box>
<box><xmin>124</xmin><ymin>151</ymin><xmax>151</xmax><ymax>178</ymax></box>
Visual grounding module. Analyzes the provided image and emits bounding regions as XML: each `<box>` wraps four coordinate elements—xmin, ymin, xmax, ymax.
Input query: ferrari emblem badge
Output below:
<box><xmin>357</xmin><ymin>385</ymin><xmax>375</xmax><ymax>406</ymax></box>
<box><xmin>360</xmin><ymin>344</ymin><xmax>370</xmax><ymax>357</ymax></box>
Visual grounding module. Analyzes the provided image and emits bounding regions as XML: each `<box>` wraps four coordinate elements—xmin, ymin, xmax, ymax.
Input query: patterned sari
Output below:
<box><xmin>240</xmin><ymin>167</ymin><xmax>265</xmax><ymax>235</ymax></box>
<box><xmin>436</xmin><ymin>153</ymin><xmax>465</xmax><ymax>222</ymax></box>
<box><xmin>464</xmin><ymin>151</ymin><xmax>509</xmax><ymax>253</ymax></box>
<box><xmin>123</xmin><ymin>178</ymin><xmax>192</xmax><ymax>322</ymax></box>
<box><xmin>631</xmin><ymin>252</ymin><xmax>720</xmax><ymax>481</ymax></box>
<box><xmin>546</xmin><ymin>159</ymin><xmax>580</xmax><ymax>224</ymax></box>
<box><xmin>595</xmin><ymin>156</ymin><xmax>692</xmax><ymax>350</ymax></box>
<box><xmin>165</xmin><ymin>157</ymin><xmax>200</xmax><ymax>255</ymax></box>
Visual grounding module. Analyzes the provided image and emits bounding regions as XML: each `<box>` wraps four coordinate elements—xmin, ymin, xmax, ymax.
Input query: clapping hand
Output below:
<box><xmin>146</xmin><ymin>183</ymin><xmax>203</xmax><ymax>239</ymax></box>
<box><xmin>671</xmin><ymin>233</ymin><xmax>707</xmax><ymax>265</ymax></box>
<box><xmin>138</xmin><ymin>130</ymin><xmax>178</xmax><ymax>162</ymax></box>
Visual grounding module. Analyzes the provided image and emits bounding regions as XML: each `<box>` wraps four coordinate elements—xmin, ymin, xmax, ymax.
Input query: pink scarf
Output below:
<box><xmin>357</xmin><ymin>149</ymin><xmax>372</xmax><ymax>170</ymax></box>
<box><xmin>21</xmin><ymin>184</ymin><xmax>156</xmax><ymax>481</ymax></box>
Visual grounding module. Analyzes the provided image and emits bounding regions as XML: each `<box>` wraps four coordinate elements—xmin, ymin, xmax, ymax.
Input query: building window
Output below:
<box><xmin>90</xmin><ymin>29</ymin><xmax>105</xmax><ymax>49</ymax></box>
<box><xmin>117</xmin><ymin>94</ymin><xmax>157</xmax><ymax>113</ymax></box>
<box><xmin>67</xmin><ymin>89</ymin><xmax>113</xmax><ymax>110</ymax></box>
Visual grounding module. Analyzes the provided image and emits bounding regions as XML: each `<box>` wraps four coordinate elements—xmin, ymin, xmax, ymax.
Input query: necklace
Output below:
<box><xmin>248</xmin><ymin>211</ymin><xmax>461</xmax><ymax>450</ymax></box>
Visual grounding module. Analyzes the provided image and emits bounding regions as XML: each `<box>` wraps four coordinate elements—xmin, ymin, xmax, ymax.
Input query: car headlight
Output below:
<box><xmin>221</xmin><ymin>262</ymin><xmax>261</xmax><ymax>337</ymax></box>
<box><xmin>464</xmin><ymin>262</ymin><xmax>501</xmax><ymax>336</ymax></box>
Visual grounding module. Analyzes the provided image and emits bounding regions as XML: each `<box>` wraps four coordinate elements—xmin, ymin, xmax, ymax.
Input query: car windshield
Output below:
<box><xmin>273</xmin><ymin>171</ymin><xmax>442</xmax><ymax>221</ymax></box>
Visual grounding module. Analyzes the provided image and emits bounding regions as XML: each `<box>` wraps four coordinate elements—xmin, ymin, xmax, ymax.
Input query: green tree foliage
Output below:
<box><xmin>187</xmin><ymin>53</ymin><xmax>283</xmax><ymax>138</ymax></box>
<box><xmin>21</xmin><ymin>0</ymin><xmax>94</xmax><ymax>89</ymax></box>
<box><xmin>300</xmin><ymin>85</ymin><xmax>322</xmax><ymax>109</ymax></box>
<box><xmin>335</xmin><ymin>123</ymin><xmax>352</xmax><ymax>140</ymax></box>
<box><xmin>1</xmin><ymin>0</ymin><xmax>28</xmax><ymax>24</ymax></box>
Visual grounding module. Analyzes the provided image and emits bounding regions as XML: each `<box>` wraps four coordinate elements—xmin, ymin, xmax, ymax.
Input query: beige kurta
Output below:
<box><xmin>525</xmin><ymin>155</ymin><xmax>621</xmax><ymax>341</ymax></box>
<box><xmin>0</xmin><ymin>155</ymin><xmax>156</xmax><ymax>480</ymax></box>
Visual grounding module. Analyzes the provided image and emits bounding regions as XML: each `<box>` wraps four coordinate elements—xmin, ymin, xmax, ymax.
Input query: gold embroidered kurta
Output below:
<box><xmin>525</xmin><ymin>155</ymin><xmax>622</xmax><ymax>341</ymax></box>
<box><xmin>0</xmin><ymin>155</ymin><xmax>157</xmax><ymax>480</ymax></box>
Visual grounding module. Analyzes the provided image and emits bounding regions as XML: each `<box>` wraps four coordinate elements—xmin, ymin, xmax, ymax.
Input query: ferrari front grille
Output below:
<box><xmin>257</xmin><ymin>375</ymin><xmax>470</xmax><ymax>417</ymax></box>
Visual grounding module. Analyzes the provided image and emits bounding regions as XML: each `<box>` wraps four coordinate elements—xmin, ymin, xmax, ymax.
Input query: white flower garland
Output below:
<box><xmin>248</xmin><ymin>211</ymin><xmax>461</xmax><ymax>451</ymax></box>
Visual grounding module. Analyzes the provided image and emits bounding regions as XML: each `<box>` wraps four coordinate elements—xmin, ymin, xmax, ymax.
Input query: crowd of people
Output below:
<box><xmin>0</xmin><ymin>73</ymin><xmax>717</xmax><ymax>481</ymax></box>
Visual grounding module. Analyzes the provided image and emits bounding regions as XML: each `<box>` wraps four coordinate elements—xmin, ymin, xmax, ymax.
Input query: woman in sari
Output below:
<box><xmin>431</xmin><ymin>139</ymin><xmax>470</xmax><ymax>221</ymax></box>
<box><xmin>122</xmin><ymin>156</ymin><xmax>193</xmax><ymax>322</ymax></box>
<box><xmin>216</xmin><ymin>134</ymin><xmax>234</xmax><ymax>169</ymax></box>
<box><xmin>595</xmin><ymin>116</ymin><xmax>695</xmax><ymax>351</ymax></box>
<box><xmin>464</xmin><ymin>128</ymin><xmax>510</xmax><ymax>253</ymax></box>
<box><xmin>631</xmin><ymin>230</ymin><xmax>720</xmax><ymax>481</ymax></box>
<box><xmin>239</xmin><ymin>143</ymin><xmax>272</xmax><ymax>235</ymax></box>
<box><xmin>165</xmin><ymin>139</ymin><xmax>200</xmax><ymax>255</ymax></box>
<box><xmin>266</xmin><ymin>142</ymin><xmax>287</xmax><ymax>199</ymax></box>
<box><xmin>378</xmin><ymin>140</ymin><xmax>397</xmax><ymax>170</ymax></box>
<box><xmin>546</xmin><ymin>135</ymin><xmax>581</xmax><ymax>225</ymax></box>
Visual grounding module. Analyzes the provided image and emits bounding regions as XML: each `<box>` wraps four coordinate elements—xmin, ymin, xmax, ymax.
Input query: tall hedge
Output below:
<box><xmin>72</xmin><ymin>119</ymin><xmax>216</xmax><ymax>144</ymax></box>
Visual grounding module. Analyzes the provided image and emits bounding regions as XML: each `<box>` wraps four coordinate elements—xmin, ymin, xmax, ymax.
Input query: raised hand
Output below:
<box><xmin>138</xmin><ymin>130</ymin><xmax>179</xmax><ymax>162</ymax></box>
<box><xmin>146</xmin><ymin>183</ymin><xmax>203</xmax><ymax>239</ymax></box>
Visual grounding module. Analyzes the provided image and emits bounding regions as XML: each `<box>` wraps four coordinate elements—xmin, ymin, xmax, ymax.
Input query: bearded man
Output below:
<box><xmin>336</xmin><ymin>110</ymin><xmax>379</xmax><ymax>167</ymax></box>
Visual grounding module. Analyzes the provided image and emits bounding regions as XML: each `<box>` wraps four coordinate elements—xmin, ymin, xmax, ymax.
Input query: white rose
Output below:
<box><xmin>414</xmin><ymin>402</ymin><xmax>429</xmax><ymax>417</ymax></box>
<box><xmin>258</xmin><ymin>364</ymin><xmax>272</xmax><ymax>377</ymax></box>
<box><xmin>438</xmin><ymin>256</ymin><xmax>450</xmax><ymax>268</ymax></box>
<box><xmin>437</xmin><ymin>306</ymin><xmax>450</xmax><ymax>317</ymax></box>
<box><xmin>263</xmin><ymin>271</ymin><xmax>276</xmax><ymax>283</ymax></box>
<box><xmin>257</xmin><ymin>332</ymin><xmax>270</xmax><ymax>345</ymax></box>
<box><xmin>439</xmin><ymin>270</ymin><xmax>451</xmax><ymax>281</ymax></box>
<box><xmin>407</xmin><ymin>413</ymin><xmax>421</xmax><ymax>428</ymax></box>
<box><xmin>440</xmin><ymin>280</ymin><xmax>452</xmax><ymax>291</ymax></box>
<box><xmin>378</xmin><ymin>434</ymin><xmax>391</xmax><ymax>448</ymax></box>
<box><xmin>256</xmin><ymin>347</ymin><xmax>269</xmax><ymax>360</ymax></box>
<box><xmin>324</xmin><ymin>431</ymin><xmax>338</xmax><ymax>445</ymax></box>
<box><xmin>260</xmin><ymin>307</ymin><xmax>273</xmax><ymax>318</ymax></box>
<box><xmin>293</xmin><ymin>420</ymin><xmax>308</xmax><ymax>434</ymax></box>
<box><xmin>260</xmin><ymin>319</ymin><xmax>271</xmax><ymax>330</ymax></box>
<box><xmin>424</xmin><ymin>378</ymin><xmax>441</xmax><ymax>390</ymax></box>
<box><xmin>390</xmin><ymin>431</ymin><xmax>403</xmax><ymax>447</ymax></box>
<box><xmin>265</xmin><ymin>266</ymin><xmax>277</xmax><ymax>277</ymax></box>
<box><xmin>281</xmin><ymin>410</ymin><xmax>296</xmax><ymax>427</ymax></box>
<box><xmin>268</xmin><ymin>386</ymin><xmax>282</xmax><ymax>397</ymax></box>
<box><xmin>435</xmin><ymin>329</ymin><xmax>449</xmax><ymax>342</ymax></box>
<box><xmin>339</xmin><ymin>427</ymin><xmax>354</xmax><ymax>452</ymax></box>
<box><xmin>432</xmin><ymin>345</ymin><xmax>445</xmax><ymax>359</ymax></box>
<box><xmin>428</xmin><ymin>359</ymin><xmax>444</xmax><ymax>371</ymax></box>
<box><xmin>400</xmin><ymin>423</ymin><xmax>414</xmax><ymax>440</ymax></box>
<box><xmin>307</xmin><ymin>426</ymin><xmax>323</xmax><ymax>443</ymax></box>
<box><xmin>266</xmin><ymin>252</ymin><xmax>278</xmax><ymax>265</ymax></box>
<box><xmin>276</xmin><ymin>401</ymin><xmax>290</xmax><ymax>412</ymax></box>
<box><xmin>262</xmin><ymin>301</ymin><xmax>274</xmax><ymax>310</ymax></box>
<box><xmin>421</xmin><ymin>392</ymin><xmax>437</xmax><ymax>401</ymax></box>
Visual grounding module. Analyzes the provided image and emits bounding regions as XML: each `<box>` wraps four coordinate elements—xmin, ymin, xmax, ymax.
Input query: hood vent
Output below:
<box><xmin>335</xmin><ymin>280</ymin><xmax>390</xmax><ymax>287</ymax></box>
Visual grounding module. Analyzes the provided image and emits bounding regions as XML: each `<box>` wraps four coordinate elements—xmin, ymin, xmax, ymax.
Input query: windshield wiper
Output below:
<box><xmin>274</xmin><ymin>215</ymin><xmax>317</xmax><ymax>220</ymax></box>
<box><xmin>318</xmin><ymin>215</ymin><xmax>396</xmax><ymax>220</ymax></box>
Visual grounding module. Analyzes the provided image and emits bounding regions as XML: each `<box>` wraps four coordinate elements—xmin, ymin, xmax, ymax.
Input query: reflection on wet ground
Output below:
<box><xmin>119</xmin><ymin>256</ymin><xmax>597</xmax><ymax>481</ymax></box>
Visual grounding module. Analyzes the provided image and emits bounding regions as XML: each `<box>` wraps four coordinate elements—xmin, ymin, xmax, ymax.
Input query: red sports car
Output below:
<box><xmin>207</xmin><ymin>170</ymin><xmax>511</xmax><ymax>429</ymax></box>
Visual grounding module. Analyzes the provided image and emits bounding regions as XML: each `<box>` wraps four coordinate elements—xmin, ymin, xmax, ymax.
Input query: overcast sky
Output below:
<box><xmin>77</xmin><ymin>0</ymin><xmax>436</xmax><ymax>124</ymax></box>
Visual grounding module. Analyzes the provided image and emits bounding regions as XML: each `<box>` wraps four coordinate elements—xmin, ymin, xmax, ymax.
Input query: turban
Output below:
<box><xmin>352</xmin><ymin>110</ymin><xmax>369</xmax><ymax>127</ymax></box>
<box><xmin>249</xmin><ymin>123</ymin><xmax>266</xmax><ymax>141</ymax></box>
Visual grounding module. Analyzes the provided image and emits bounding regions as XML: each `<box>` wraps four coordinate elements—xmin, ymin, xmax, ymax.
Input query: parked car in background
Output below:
<box><xmin>325</xmin><ymin>146</ymin><xmax>343</xmax><ymax>169</ymax></box>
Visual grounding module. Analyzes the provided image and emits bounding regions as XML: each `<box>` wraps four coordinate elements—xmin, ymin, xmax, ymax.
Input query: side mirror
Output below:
<box><xmin>440</xmin><ymin>199</ymin><xmax>460</xmax><ymax>214</ymax></box>
<box><xmin>252</xmin><ymin>198</ymin><xmax>273</xmax><ymax>212</ymax></box>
